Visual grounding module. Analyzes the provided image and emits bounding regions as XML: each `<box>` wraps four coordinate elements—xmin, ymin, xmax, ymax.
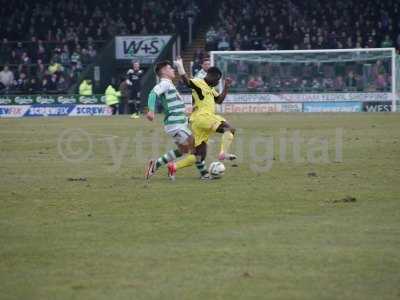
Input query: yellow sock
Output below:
<box><xmin>220</xmin><ymin>131</ymin><xmax>234</xmax><ymax>154</ymax></box>
<box><xmin>176</xmin><ymin>154</ymin><xmax>196</xmax><ymax>170</ymax></box>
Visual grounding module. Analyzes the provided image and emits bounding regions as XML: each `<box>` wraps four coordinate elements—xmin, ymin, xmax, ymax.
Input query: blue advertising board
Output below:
<box><xmin>303</xmin><ymin>101</ymin><xmax>362</xmax><ymax>112</ymax></box>
<box><xmin>0</xmin><ymin>104</ymin><xmax>112</xmax><ymax>118</ymax></box>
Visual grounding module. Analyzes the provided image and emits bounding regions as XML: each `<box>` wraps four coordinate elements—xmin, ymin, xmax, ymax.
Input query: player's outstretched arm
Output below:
<box><xmin>174</xmin><ymin>58</ymin><xmax>192</xmax><ymax>87</ymax></box>
<box><xmin>146</xmin><ymin>80</ymin><xmax>169</xmax><ymax>121</ymax></box>
<box><xmin>146</xmin><ymin>90</ymin><xmax>157</xmax><ymax>121</ymax></box>
<box><xmin>215</xmin><ymin>78</ymin><xmax>232</xmax><ymax>104</ymax></box>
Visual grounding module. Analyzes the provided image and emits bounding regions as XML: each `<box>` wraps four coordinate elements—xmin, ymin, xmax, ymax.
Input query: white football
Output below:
<box><xmin>209</xmin><ymin>161</ymin><xmax>226</xmax><ymax>178</ymax></box>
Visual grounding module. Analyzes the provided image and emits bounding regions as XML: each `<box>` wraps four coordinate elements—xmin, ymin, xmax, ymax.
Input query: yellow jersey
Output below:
<box><xmin>190</xmin><ymin>78</ymin><xmax>219</xmax><ymax>115</ymax></box>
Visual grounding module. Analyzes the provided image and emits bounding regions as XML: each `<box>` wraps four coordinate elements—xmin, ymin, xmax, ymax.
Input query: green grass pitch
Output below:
<box><xmin>1</xmin><ymin>113</ymin><xmax>400</xmax><ymax>300</ymax></box>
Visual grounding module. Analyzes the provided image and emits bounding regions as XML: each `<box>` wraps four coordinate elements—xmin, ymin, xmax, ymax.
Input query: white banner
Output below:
<box><xmin>115</xmin><ymin>35</ymin><xmax>171</xmax><ymax>63</ymax></box>
<box><xmin>220</xmin><ymin>103</ymin><xmax>303</xmax><ymax>113</ymax></box>
<box><xmin>184</xmin><ymin>103</ymin><xmax>302</xmax><ymax>113</ymax></box>
<box><xmin>182</xmin><ymin>92</ymin><xmax>392</xmax><ymax>103</ymax></box>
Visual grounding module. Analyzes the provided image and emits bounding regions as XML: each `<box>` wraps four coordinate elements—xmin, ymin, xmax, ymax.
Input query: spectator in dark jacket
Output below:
<box><xmin>57</xmin><ymin>75</ymin><xmax>69</xmax><ymax>93</ymax></box>
<box><xmin>15</xmin><ymin>73</ymin><xmax>29</xmax><ymax>93</ymax></box>
<box><xmin>41</xmin><ymin>77</ymin><xmax>50</xmax><ymax>92</ymax></box>
<box><xmin>48</xmin><ymin>74</ymin><xmax>58</xmax><ymax>92</ymax></box>
<box><xmin>27</xmin><ymin>77</ymin><xmax>40</xmax><ymax>94</ymax></box>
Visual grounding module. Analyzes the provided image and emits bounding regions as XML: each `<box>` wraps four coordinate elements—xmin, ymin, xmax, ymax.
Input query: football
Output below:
<box><xmin>209</xmin><ymin>161</ymin><xmax>226</xmax><ymax>178</ymax></box>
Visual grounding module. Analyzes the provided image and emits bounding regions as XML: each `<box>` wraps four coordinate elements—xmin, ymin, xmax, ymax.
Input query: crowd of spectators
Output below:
<box><xmin>197</xmin><ymin>0</ymin><xmax>399</xmax><ymax>93</ymax></box>
<box><xmin>0</xmin><ymin>0</ymin><xmax>203</xmax><ymax>94</ymax></box>
<box><xmin>1</xmin><ymin>0</ymin><xmax>399</xmax><ymax>95</ymax></box>
<box><xmin>221</xmin><ymin>59</ymin><xmax>393</xmax><ymax>93</ymax></box>
<box><xmin>0</xmin><ymin>40</ymin><xmax>100</xmax><ymax>94</ymax></box>
<box><xmin>206</xmin><ymin>0</ymin><xmax>400</xmax><ymax>51</ymax></box>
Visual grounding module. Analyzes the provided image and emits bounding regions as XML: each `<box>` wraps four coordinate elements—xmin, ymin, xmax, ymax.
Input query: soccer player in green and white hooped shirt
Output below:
<box><xmin>145</xmin><ymin>60</ymin><xmax>210</xmax><ymax>180</ymax></box>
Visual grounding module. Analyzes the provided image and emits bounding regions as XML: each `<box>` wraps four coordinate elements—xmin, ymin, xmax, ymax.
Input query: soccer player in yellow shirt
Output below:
<box><xmin>167</xmin><ymin>58</ymin><xmax>236</xmax><ymax>179</ymax></box>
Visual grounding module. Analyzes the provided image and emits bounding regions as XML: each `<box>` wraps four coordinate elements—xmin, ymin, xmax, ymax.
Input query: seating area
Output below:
<box><xmin>1</xmin><ymin>0</ymin><xmax>399</xmax><ymax>95</ymax></box>
<box><xmin>196</xmin><ymin>0</ymin><xmax>399</xmax><ymax>93</ymax></box>
<box><xmin>0</xmin><ymin>0</ymin><xmax>202</xmax><ymax>94</ymax></box>
<box><xmin>221</xmin><ymin>58</ymin><xmax>392</xmax><ymax>93</ymax></box>
<box><xmin>205</xmin><ymin>0</ymin><xmax>400</xmax><ymax>51</ymax></box>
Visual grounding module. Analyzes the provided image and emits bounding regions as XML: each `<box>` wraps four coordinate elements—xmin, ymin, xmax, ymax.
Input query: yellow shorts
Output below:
<box><xmin>190</xmin><ymin>113</ymin><xmax>226</xmax><ymax>146</ymax></box>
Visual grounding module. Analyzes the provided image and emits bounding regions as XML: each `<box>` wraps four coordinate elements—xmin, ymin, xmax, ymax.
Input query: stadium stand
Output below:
<box><xmin>0</xmin><ymin>0</ymin><xmax>202</xmax><ymax>94</ymax></box>
<box><xmin>195</xmin><ymin>0</ymin><xmax>400</xmax><ymax>93</ymax></box>
<box><xmin>0</xmin><ymin>0</ymin><xmax>399</xmax><ymax>95</ymax></box>
<box><xmin>205</xmin><ymin>0</ymin><xmax>400</xmax><ymax>51</ymax></box>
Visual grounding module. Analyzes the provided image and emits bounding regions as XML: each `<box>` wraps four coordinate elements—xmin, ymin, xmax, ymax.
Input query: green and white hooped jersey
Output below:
<box><xmin>153</xmin><ymin>78</ymin><xmax>187</xmax><ymax>126</ymax></box>
<box><xmin>195</xmin><ymin>69</ymin><xmax>207</xmax><ymax>79</ymax></box>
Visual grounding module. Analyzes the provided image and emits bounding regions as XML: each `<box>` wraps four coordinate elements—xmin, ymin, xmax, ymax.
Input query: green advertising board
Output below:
<box><xmin>0</xmin><ymin>95</ymin><xmax>106</xmax><ymax>105</ymax></box>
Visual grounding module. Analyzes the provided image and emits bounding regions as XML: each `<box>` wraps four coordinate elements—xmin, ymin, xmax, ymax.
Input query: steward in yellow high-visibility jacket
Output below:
<box><xmin>105</xmin><ymin>84</ymin><xmax>121</xmax><ymax>115</ymax></box>
<box><xmin>79</xmin><ymin>79</ymin><xmax>93</xmax><ymax>96</ymax></box>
